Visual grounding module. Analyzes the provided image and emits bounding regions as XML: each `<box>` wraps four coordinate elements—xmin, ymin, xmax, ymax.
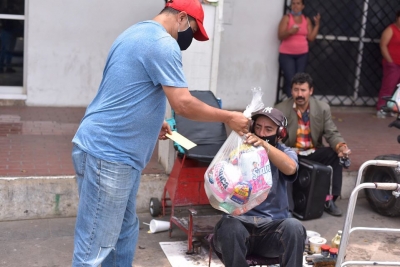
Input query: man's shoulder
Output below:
<box><xmin>275</xmin><ymin>99</ymin><xmax>293</xmax><ymax>110</ymax></box>
<box><xmin>131</xmin><ymin>22</ymin><xmax>179</xmax><ymax>59</ymax></box>
<box><xmin>122</xmin><ymin>21</ymin><xmax>175</xmax><ymax>45</ymax></box>
<box><xmin>310</xmin><ymin>97</ymin><xmax>330</xmax><ymax>110</ymax></box>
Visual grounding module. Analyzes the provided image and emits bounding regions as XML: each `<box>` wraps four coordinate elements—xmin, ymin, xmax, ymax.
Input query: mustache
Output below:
<box><xmin>295</xmin><ymin>97</ymin><xmax>305</xmax><ymax>101</ymax></box>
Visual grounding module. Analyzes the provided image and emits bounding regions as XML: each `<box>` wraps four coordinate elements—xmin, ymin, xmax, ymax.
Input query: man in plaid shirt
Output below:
<box><xmin>275</xmin><ymin>72</ymin><xmax>351</xmax><ymax>216</ymax></box>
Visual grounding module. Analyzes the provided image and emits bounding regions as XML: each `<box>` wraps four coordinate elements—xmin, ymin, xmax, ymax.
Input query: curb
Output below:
<box><xmin>0</xmin><ymin>171</ymin><xmax>360</xmax><ymax>222</ymax></box>
<box><xmin>0</xmin><ymin>174</ymin><xmax>168</xmax><ymax>222</ymax></box>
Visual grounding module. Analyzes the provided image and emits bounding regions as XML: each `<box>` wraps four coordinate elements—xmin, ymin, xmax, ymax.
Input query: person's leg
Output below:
<box><xmin>102</xmin><ymin>169</ymin><xmax>141</xmax><ymax>266</ymax></box>
<box><xmin>252</xmin><ymin>218</ymin><xmax>306</xmax><ymax>267</ymax></box>
<box><xmin>5</xmin><ymin>33</ymin><xmax>17</xmax><ymax>68</ymax></box>
<box><xmin>279</xmin><ymin>53</ymin><xmax>296</xmax><ymax>97</ymax></box>
<box><xmin>377</xmin><ymin>62</ymin><xmax>400</xmax><ymax>111</ymax></box>
<box><xmin>294</xmin><ymin>53</ymin><xmax>308</xmax><ymax>73</ymax></box>
<box><xmin>0</xmin><ymin>31</ymin><xmax>12</xmax><ymax>71</ymax></box>
<box><xmin>214</xmin><ymin>216</ymin><xmax>306</xmax><ymax>267</ymax></box>
<box><xmin>301</xmin><ymin>148</ymin><xmax>343</xmax><ymax>215</ymax></box>
<box><xmin>71</xmin><ymin>145</ymin><xmax>138</xmax><ymax>267</ymax></box>
<box><xmin>213</xmin><ymin>216</ymin><xmax>250</xmax><ymax>267</ymax></box>
<box><xmin>5</xmin><ymin>34</ymin><xmax>17</xmax><ymax>72</ymax></box>
<box><xmin>301</xmin><ymin>147</ymin><xmax>342</xmax><ymax>195</ymax></box>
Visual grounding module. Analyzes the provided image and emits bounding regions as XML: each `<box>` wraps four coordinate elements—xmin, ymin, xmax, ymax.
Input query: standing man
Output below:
<box><xmin>213</xmin><ymin>107</ymin><xmax>306</xmax><ymax>267</ymax></box>
<box><xmin>376</xmin><ymin>10</ymin><xmax>400</xmax><ymax>117</ymax></box>
<box><xmin>71</xmin><ymin>1</ymin><xmax>249</xmax><ymax>266</ymax></box>
<box><xmin>275</xmin><ymin>72</ymin><xmax>351</xmax><ymax>217</ymax></box>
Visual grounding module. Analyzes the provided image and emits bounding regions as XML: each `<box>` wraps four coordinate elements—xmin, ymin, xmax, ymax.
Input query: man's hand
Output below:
<box><xmin>244</xmin><ymin>133</ymin><xmax>264</xmax><ymax>147</ymax></box>
<box><xmin>337</xmin><ymin>144</ymin><xmax>351</xmax><ymax>158</ymax></box>
<box><xmin>226</xmin><ymin>111</ymin><xmax>250</xmax><ymax>136</ymax></box>
<box><xmin>158</xmin><ymin>121</ymin><xmax>172</xmax><ymax>140</ymax></box>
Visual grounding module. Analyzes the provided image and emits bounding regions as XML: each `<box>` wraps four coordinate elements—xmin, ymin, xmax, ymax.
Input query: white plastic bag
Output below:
<box><xmin>204</xmin><ymin>88</ymin><xmax>273</xmax><ymax>215</ymax></box>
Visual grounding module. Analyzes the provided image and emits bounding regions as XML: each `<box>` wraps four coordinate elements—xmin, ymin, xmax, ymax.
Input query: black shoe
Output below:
<box><xmin>324</xmin><ymin>200</ymin><xmax>342</xmax><ymax>216</ymax></box>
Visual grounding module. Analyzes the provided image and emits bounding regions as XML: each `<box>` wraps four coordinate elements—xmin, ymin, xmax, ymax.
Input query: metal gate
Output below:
<box><xmin>277</xmin><ymin>0</ymin><xmax>400</xmax><ymax>106</ymax></box>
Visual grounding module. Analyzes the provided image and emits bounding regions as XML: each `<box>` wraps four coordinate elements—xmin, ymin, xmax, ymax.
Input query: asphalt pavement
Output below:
<box><xmin>0</xmin><ymin>197</ymin><xmax>399</xmax><ymax>267</ymax></box>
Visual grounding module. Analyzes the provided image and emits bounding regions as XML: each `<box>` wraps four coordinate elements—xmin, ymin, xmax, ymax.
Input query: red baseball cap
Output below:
<box><xmin>165</xmin><ymin>0</ymin><xmax>209</xmax><ymax>41</ymax></box>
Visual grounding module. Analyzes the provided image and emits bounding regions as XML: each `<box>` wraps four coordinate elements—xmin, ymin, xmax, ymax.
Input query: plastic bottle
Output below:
<box><xmin>331</xmin><ymin>230</ymin><xmax>342</xmax><ymax>249</ymax></box>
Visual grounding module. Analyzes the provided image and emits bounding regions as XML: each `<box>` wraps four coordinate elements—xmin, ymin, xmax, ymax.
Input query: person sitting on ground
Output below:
<box><xmin>213</xmin><ymin>107</ymin><xmax>306</xmax><ymax>267</ymax></box>
<box><xmin>275</xmin><ymin>72</ymin><xmax>351</xmax><ymax>217</ymax></box>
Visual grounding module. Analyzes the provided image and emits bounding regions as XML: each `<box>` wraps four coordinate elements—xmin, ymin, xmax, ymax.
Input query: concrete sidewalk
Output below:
<box><xmin>2</xmin><ymin>106</ymin><xmax>400</xmax><ymax>177</ymax></box>
<box><xmin>2</xmin><ymin>106</ymin><xmax>400</xmax><ymax>221</ymax></box>
<box><xmin>0</xmin><ymin>198</ymin><xmax>398</xmax><ymax>267</ymax></box>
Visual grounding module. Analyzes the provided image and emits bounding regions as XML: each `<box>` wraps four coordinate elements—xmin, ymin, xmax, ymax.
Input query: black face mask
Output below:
<box><xmin>256</xmin><ymin>134</ymin><xmax>277</xmax><ymax>147</ymax></box>
<box><xmin>177</xmin><ymin>18</ymin><xmax>193</xmax><ymax>51</ymax></box>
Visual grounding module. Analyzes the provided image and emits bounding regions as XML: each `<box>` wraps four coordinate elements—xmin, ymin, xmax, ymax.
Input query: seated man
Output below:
<box><xmin>275</xmin><ymin>72</ymin><xmax>352</xmax><ymax>216</ymax></box>
<box><xmin>213</xmin><ymin>107</ymin><xmax>306</xmax><ymax>267</ymax></box>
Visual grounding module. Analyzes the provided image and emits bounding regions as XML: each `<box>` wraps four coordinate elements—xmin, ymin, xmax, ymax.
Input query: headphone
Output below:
<box><xmin>250</xmin><ymin>115</ymin><xmax>289</xmax><ymax>142</ymax></box>
<box><xmin>277</xmin><ymin>116</ymin><xmax>288</xmax><ymax>142</ymax></box>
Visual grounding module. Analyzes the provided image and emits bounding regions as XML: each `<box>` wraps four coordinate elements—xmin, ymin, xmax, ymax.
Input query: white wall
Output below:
<box><xmin>217</xmin><ymin>0</ymin><xmax>284</xmax><ymax>110</ymax></box>
<box><xmin>25</xmin><ymin>1</ymin><xmax>219</xmax><ymax>107</ymax></box>
<box><xmin>24</xmin><ymin>0</ymin><xmax>284</xmax><ymax>109</ymax></box>
<box><xmin>25</xmin><ymin>0</ymin><xmax>167</xmax><ymax>106</ymax></box>
<box><xmin>22</xmin><ymin>0</ymin><xmax>286</xmax><ymax>173</ymax></box>
<box><xmin>182</xmin><ymin>4</ymin><xmax>216</xmax><ymax>92</ymax></box>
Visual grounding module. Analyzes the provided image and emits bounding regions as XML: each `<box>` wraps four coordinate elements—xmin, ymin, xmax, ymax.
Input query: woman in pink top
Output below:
<box><xmin>376</xmin><ymin>10</ymin><xmax>400</xmax><ymax>117</ymax></box>
<box><xmin>278</xmin><ymin>0</ymin><xmax>320</xmax><ymax>97</ymax></box>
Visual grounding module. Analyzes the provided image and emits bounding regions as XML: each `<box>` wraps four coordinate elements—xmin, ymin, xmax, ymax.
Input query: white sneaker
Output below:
<box><xmin>377</xmin><ymin>110</ymin><xmax>387</xmax><ymax>118</ymax></box>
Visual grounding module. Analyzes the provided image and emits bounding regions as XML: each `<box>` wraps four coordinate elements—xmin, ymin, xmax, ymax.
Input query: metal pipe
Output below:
<box><xmin>350</xmin><ymin>227</ymin><xmax>400</xmax><ymax>234</ymax></box>
<box><xmin>336</xmin><ymin>179</ymin><xmax>400</xmax><ymax>267</ymax></box>
<box><xmin>342</xmin><ymin>261</ymin><xmax>400</xmax><ymax>266</ymax></box>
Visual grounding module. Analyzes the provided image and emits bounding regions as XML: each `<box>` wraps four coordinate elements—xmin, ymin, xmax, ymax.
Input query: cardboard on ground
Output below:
<box><xmin>166</xmin><ymin>132</ymin><xmax>197</xmax><ymax>150</ymax></box>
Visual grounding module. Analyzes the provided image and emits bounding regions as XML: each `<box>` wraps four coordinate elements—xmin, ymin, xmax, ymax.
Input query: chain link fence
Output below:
<box><xmin>276</xmin><ymin>0</ymin><xmax>400</xmax><ymax>106</ymax></box>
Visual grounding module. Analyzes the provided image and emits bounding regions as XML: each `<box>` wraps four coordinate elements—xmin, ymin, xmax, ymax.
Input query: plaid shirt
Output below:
<box><xmin>293</xmin><ymin>103</ymin><xmax>314</xmax><ymax>151</ymax></box>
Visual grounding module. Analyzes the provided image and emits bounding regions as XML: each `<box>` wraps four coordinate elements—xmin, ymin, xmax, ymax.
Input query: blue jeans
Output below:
<box><xmin>0</xmin><ymin>30</ymin><xmax>16</xmax><ymax>69</ymax></box>
<box><xmin>279</xmin><ymin>53</ymin><xmax>309</xmax><ymax>97</ymax></box>
<box><xmin>213</xmin><ymin>216</ymin><xmax>306</xmax><ymax>267</ymax></box>
<box><xmin>71</xmin><ymin>145</ymin><xmax>141</xmax><ymax>267</ymax></box>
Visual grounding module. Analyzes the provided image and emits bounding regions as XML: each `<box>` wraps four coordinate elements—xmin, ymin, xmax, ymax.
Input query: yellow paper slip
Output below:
<box><xmin>165</xmin><ymin>132</ymin><xmax>197</xmax><ymax>150</ymax></box>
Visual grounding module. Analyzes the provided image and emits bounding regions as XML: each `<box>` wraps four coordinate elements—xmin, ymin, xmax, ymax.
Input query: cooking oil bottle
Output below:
<box><xmin>331</xmin><ymin>230</ymin><xmax>342</xmax><ymax>249</ymax></box>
